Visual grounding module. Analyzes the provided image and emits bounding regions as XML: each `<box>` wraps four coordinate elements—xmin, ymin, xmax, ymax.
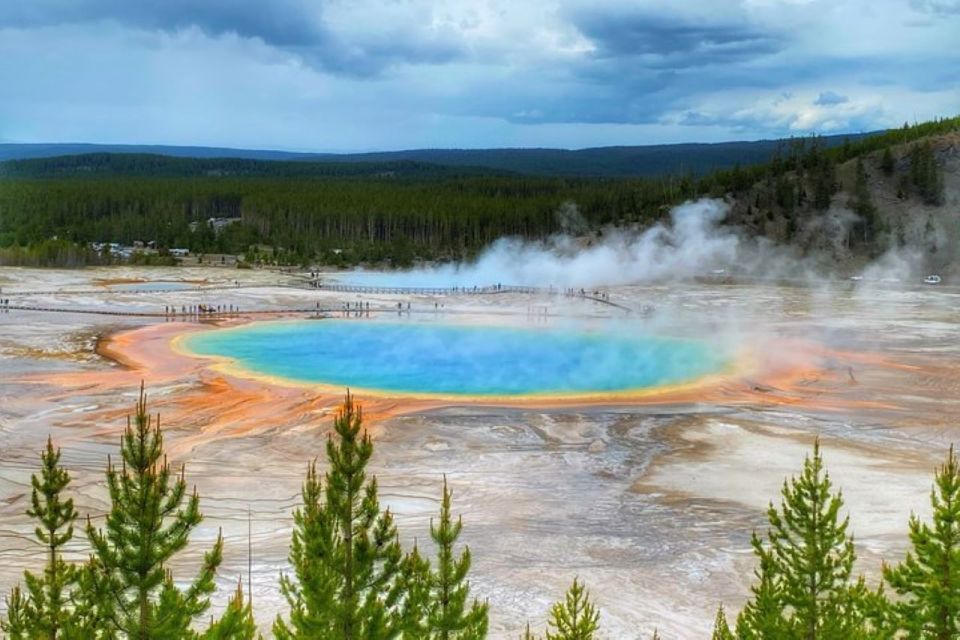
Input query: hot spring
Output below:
<box><xmin>180</xmin><ymin>320</ymin><xmax>731</xmax><ymax>397</ymax></box>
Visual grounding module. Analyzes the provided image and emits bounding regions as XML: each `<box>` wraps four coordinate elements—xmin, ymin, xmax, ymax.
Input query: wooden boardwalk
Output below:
<box><xmin>0</xmin><ymin>280</ymin><xmax>636</xmax><ymax>316</ymax></box>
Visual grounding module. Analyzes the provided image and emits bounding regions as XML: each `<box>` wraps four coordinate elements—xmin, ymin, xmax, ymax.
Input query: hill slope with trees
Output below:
<box><xmin>721</xmin><ymin>122</ymin><xmax>960</xmax><ymax>277</ymax></box>
<box><xmin>0</xmin><ymin>117</ymin><xmax>957</xmax><ymax>271</ymax></box>
<box><xmin>0</xmin><ymin>131</ymin><xmax>870</xmax><ymax>178</ymax></box>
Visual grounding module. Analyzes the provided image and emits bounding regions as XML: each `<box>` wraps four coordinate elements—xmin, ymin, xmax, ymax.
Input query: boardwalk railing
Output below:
<box><xmin>312</xmin><ymin>283</ymin><xmax>541</xmax><ymax>295</ymax></box>
<box><xmin>0</xmin><ymin>280</ymin><xmax>634</xmax><ymax>313</ymax></box>
<box><xmin>0</xmin><ymin>303</ymin><xmax>636</xmax><ymax>320</ymax></box>
<box><xmin>309</xmin><ymin>282</ymin><xmax>632</xmax><ymax>311</ymax></box>
<box><xmin>0</xmin><ymin>304</ymin><xmax>338</xmax><ymax>318</ymax></box>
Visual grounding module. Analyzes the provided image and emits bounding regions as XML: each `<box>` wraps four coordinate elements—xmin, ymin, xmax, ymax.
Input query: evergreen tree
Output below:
<box><xmin>201</xmin><ymin>581</ymin><xmax>259</xmax><ymax>640</ymax></box>
<box><xmin>880</xmin><ymin>147</ymin><xmax>895</xmax><ymax>176</ymax></box>
<box><xmin>274</xmin><ymin>460</ymin><xmax>336</xmax><ymax>638</ymax></box>
<box><xmin>712</xmin><ymin>605</ymin><xmax>734</xmax><ymax>640</ymax></box>
<box><xmin>733</xmin><ymin>439</ymin><xmax>875</xmax><ymax>639</ymax></box>
<box><xmin>4</xmin><ymin>586</ymin><xmax>32</xmax><ymax>639</ymax></box>
<box><xmin>69</xmin><ymin>564</ymin><xmax>112</xmax><ymax>638</ymax></box>
<box><xmin>734</xmin><ymin>541</ymin><xmax>788</xmax><ymax>639</ymax></box>
<box><xmin>850</xmin><ymin>158</ymin><xmax>877</xmax><ymax>245</ymax></box>
<box><xmin>883</xmin><ymin>445</ymin><xmax>960</xmax><ymax>639</ymax></box>
<box><xmin>274</xmin><ymin>392</ymin><xmax>404</xmax><ymax>640</ymax></box>
<box><xmin>84</xmin><ymin>384</ymin><xmax>227</xmax><ymax>638</ymax></box>
<box><xmin>397</xmin><ymin>544</ymin><xmax>432</xmax><ymax>638</ymax></box>
<box><xmin>838</xmin><ymin>138</ymin><xmax>851</xmax><ymax>161</ymax></box>
<box><xmin>544</xmin><ymin>579</ymin><xmax>599</xmax><ymax>640</ymax></box>
<box><xmin>425</xmin><ymin>478</ymin><xmax>488</xmax><ymax>639</ymax></box>
<box><xmin>812</xmin><ymin>156</ymin><xmax>837</xmax><ymax>210</ymax></box>
<box><xmin>910</xmin><ymin>142</ymin><xmax>944</xmax><ymax>205</ymax></box>
<box><xmin>2</xmin><ymin>437</ymin><xmax>84</xmax><ymax>640</ymax></box>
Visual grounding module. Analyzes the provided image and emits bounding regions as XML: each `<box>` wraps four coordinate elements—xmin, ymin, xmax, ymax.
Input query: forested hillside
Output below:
<box><xmin>0</xmin><ymin>130</ymin><xmax>869</xmax><ymax>177</ymax></box>
<box><xmin>298</xmin><ymin>134</ymin><xmax>870</xmax><ymax>177</ymax></box>
<box><xmin>723</xmin><ymin>118</ymin><xmax>960</xmax><ymax>275</ymax></box>
<box><xmin>0</xmin><ymin>175</ymin><xmax>679</xmax><ymax>267</ymax></box>
<box><xmin>0</xmin><ymin>153</ymin><xmax>508</xmax><ymax>179</ymax></box>
<box><xmin>0</xmin><ymin>117</ymin><xmax>957</xmax><ymax>268</ymax></box>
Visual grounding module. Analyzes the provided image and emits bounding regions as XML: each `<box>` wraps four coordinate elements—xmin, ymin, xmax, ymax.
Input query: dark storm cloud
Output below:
<box><xmin>0</xmin><ymin>0</ymin><xmax>319</xmax><ymax>45</ymax></box>
<box><xmin>0</xmin><ymin>0</ymin><xmax>463</xmax><ymax>76</ymax></box>
<box><xmin>572</xmin><ymin>7</ymin><xmax>783</xmax><ymax>69</ymax></box>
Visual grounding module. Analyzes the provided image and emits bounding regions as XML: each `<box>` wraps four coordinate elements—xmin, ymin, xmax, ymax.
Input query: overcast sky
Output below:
<box><xmin>0</xmin><ymin>0</ymin><xmax>957</xmax><ymax>151</ymax></box>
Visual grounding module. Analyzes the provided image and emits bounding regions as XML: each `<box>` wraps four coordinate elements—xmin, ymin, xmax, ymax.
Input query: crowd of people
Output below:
<box><xmin>163</xmin><ymin>303</ymin><xmax>241</xmax><ymax>319</ymax></box>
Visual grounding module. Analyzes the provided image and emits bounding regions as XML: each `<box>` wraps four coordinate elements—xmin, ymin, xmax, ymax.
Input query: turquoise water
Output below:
<box><xmin>182</xmin><ymin>320</ymin><xmax>729</xmax><ymax>396</ymax></box>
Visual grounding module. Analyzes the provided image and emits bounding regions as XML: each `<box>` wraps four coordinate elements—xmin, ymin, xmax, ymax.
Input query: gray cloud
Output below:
<box><xmin>449</xmin><ymin>66</ymin><xmax>686</xmax><ymax>126</ymax></box>
<box><xmin>463</xmin><ymin>5</ymin><xmax>792</xmax><ymax>127</ymax></box>
<box><xmin>572</xmin><ymin>7</ymin><xmax>783</xmax><ymax>70</ymax></box>
<box><xmin>0</xmin><ymin>0</ymin><xmax>320</xmax><ymax>45</ymax></box>
<box><xmin>0</xmin><ymin>0</ymin><xmax>464</xmax><ymax>76</ymax></box>
<box><xmin>815</xmin><ymin>91</ymin><xmax>849</xmax><ymax>106</ymax></box>
<box><xmin>437</xmin><ymin>46</ymin><xmax>957</xmax><ymax>128</ymax></box>
<box><xmin>0</xmin><ymin>1</ymin><xmax>955</xmax><ymax>149</ymax></box>
<box><xmin>910</xmin><ymin>0</ymin><xmax>960</xmax><ymax>15</ymax></box>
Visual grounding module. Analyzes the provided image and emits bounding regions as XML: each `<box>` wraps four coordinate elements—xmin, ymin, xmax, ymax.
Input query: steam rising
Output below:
<box><xmin>344</xmin><ymin>197</ymin><xmax>943</xmax><ymax>290</ymax></box>
<box><xmin>353</xmin><ymin>199</ymin><xmax>743</xmax><ymax>289</ymax></box>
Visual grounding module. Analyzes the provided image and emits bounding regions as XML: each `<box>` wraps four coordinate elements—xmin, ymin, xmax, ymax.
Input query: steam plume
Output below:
<box><xmin>354</xmin><ymin>199</ymin><xmax>742</xmax><ymax>289</ymax></box>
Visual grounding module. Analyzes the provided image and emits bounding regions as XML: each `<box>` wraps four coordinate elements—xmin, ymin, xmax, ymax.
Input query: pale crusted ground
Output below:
<box><xmin>1</xmin><ymin>266</ymin><xmax>959</xmax><ymax>638</ymax></box>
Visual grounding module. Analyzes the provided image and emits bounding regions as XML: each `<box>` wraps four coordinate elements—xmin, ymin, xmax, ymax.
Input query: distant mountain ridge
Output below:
<box><xmin>0</xmin><ymin>153</ymin><xmax>509</xmax><ymax>180</ymax></box>
<box><xmin>0</xmin><ymin>132</ymin><xmax>873</xmax><ymax>178</ymax></box>
<box><xmin>0</xmin><ymin>143</ymin><xmax>309</xmax><ymax>163</ymax></box>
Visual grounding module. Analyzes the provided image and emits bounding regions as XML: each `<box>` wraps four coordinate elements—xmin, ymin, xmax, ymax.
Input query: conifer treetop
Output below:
<box><xmin>2</xmin><ymin>436</ymin><xmax>83</xmax><ymax>640</ymax></box>
<box><xmin>545</xmin><ymin>578</ymin><xmax>599</xmax><ymax>640</ymax></box>
<box><xmin>711</xmin><ymin>604</ymin><xmax>734</xmax><ymax>640</ymax></box>
<box><xmin>883</xmin><ymin>444</ymin><xmax>960</xmax><ymax>638</ymax></box>
<box><xmin>275</xmin><ymin>391</ymin><xmax>404</xmax><ymax>640</ymax></box>
<box><xmin>85</xmin><ymin>382</ymin><xmax>225</xmax><ymax>638</ymax></box>
<box><xmin>427</xmin><ymin>476</ymin><xmax>488</xmax><ymax>639</ymax></box>
<box><xmin>735</xmin><ymin>437</ymin><xmax>875</xmax><ymax>638</ymax></box>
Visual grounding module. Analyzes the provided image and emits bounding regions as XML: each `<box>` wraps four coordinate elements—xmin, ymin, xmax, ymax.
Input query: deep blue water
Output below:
<box><xmin>182</xmin><ymin>320</ymin><xmax>729</xmax><ymax>396</ymax></box>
